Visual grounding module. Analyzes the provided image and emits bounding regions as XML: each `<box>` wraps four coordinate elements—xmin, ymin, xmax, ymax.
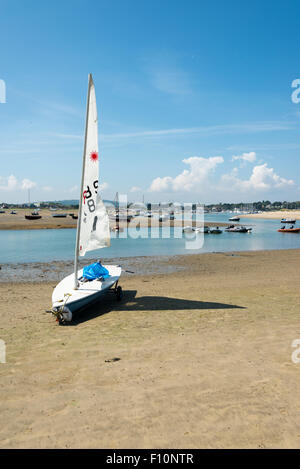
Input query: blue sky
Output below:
<box><xmin>1</xmin><ymin>0</ymin><xmax>300</xmax><ymax>203</ymax></box>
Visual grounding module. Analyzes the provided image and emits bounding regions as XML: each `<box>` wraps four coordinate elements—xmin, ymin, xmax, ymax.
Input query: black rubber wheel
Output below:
<box><xmin>58</xmin><ymin>313</ymin><xmax>65</xmax><ymax>325</ymax></box>
<box><xmin>116</xmin><ymin>285</ymin><xmax>123</xmax><ymax>301</ymax></box>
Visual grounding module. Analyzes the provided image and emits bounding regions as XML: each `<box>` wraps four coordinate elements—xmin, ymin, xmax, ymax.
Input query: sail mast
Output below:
<box><xmin>116</xmin><ymin>192</ymin><xmax>119</xmax><ymax>231</ymax></box>
<box><xmin>74</xmin><ymin>74</ymin><xmax>92</xmax><ymax>289</ymax></box>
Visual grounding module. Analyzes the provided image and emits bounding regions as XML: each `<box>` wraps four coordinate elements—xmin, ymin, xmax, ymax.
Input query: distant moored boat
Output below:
<box><xmin>278</xmin><ymin>227</ymin><xmax>300</xmax><ymax>233</ymax></box>
<box><xmin>225</xmin><ymin>225</ymin><xmax>252</xmax><ymax>233</ymax></box>
<box><xmin>210</xmin><ymin>227</ymin><xmax>222</xmax><ymax>234</ymax></box>
<box><xmin>25</xmin><ymin>214</ymin><xmax>42</xmax><ymax>220</ymax></box>
<box><xmin>281</xmin><ymin>218</ymin><xmax>296</xmax><ymax>224</ymax></box>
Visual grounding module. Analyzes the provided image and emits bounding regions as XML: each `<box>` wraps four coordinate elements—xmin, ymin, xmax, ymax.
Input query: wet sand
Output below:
<box><xmin>1</xmin><ymin>249</ymin><xmax>300</xmax><ymax>448</ymax></box>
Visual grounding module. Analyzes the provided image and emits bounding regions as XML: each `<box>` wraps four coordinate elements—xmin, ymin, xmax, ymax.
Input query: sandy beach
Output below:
<box><xmin>0</xmin><ymin>209</ymin><xmax>78</xmax><ymax>230</ymax></box>
<box><xmin>2</xmin><ymin>208</ymin><xmax>300</xmax><ymax>230</ymax></box>
<box><xmin>0</xmin><ymin>209</ymin><xmax>230</xmax><ymax>230</ymax></box>
<box><xmin>241</xmin><ymin>210</ymin><xmax>300</xmax><ymax>221</ymax></box>
<box><xmin>1</xmin><ymin>249</ymin><xmax>300</xmax><ymax>448</ymax></box>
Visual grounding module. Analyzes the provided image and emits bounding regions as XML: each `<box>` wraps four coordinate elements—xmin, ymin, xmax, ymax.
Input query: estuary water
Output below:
<box><xmin>1</xmin><ymin>214</ymin><xmax>300</xmax><ymax>264</ymax></box>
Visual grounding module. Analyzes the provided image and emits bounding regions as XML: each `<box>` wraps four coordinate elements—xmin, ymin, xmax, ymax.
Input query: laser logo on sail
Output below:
<box><xmin>90</xmin><ymin>151</ymin><xmax>98</xmax><ymax>162</ymax></box>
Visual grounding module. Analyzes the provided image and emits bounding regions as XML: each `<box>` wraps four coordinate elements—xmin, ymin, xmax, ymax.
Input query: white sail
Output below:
<box><xmin>52</xmin><ymin>74</ymin><xmax>121</xmax><ymax>314</ymax></box>
<box><xmin>77</xmin><ymin>75</ymin><xmax>110</xmax><ymax>258</ymax></box>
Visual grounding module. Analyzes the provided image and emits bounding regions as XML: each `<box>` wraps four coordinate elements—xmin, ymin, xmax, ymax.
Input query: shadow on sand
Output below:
<box><xmin>70</xmin><ymin>290</ymin><xmax>245</xmax><ymax>325</ymax></box>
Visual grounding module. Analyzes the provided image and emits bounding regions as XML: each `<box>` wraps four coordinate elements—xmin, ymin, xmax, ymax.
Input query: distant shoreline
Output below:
<box><xmin>241</xmin><ymin>210</ymin><xmax>300</xmax><ymax>220</ymax></box>
<box><xmin>0</xmin><ymin>208</ymin><xmax>231</xmax><ymax>231</ymax></box>
<box><xmin>2</xmin><ymin>207</ymin><xmax>298</xmax><ymax>230</ymax></box>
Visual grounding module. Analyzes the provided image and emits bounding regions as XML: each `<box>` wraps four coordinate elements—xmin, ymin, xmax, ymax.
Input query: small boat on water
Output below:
<box><xmin>52</xmin><ymin>213</ymin><xmax>67</xmax><ymax>218</ymax></box>
<box><xmin>183</xmin><ymin>225</ymin><xmax>210</xmax><ymax>234</ymax></box>
<box><xmin>278</xmin><ymin>219</ymin><xmax>300</xmax><ymax>232</ymax></box>
<box><xmin>225</xmin><ymin>225</ymin><xmax>252</xmax><ymax>233</ymax></box>
<box><xmin>281</xmin><ymin>218</ymin><xmax>296</xmax><ymax>224</ymax></box>
<box><xmin>278</xmin><ymin>226</ymin><xmax>300</xmax><ymax>233</ymax></box>
<box><xmin>229</xmin><ymin>216</ymin><xmax>240</xmax><ymax>222</ymax></box>
<box><xmin>183</xmin><ymin>226</ymin><xmax>194</xmax><ymax>233</ymax></box>
<box><xmin>195</xmin><ymin>225</ymin><xmax>210</xmax><ymax>234</ymax></box>
<box><xmin>0</xmin><ymin>210</ymin><xmax>5</xmax><ymax>213</ymax></box>
<box><xmin>183</xmin><ymin>225</ymin><xmax>201</xmax><ymax>233</ymax></box>
<box><xmin>209</xmin><ymin>227</ymin><xmax>222</xmax><ymax>234</ymax></box>
<box><xmin>10</xmin><ymin>210</ymin><xmax>17</xmax><ymax>214</ymax></box>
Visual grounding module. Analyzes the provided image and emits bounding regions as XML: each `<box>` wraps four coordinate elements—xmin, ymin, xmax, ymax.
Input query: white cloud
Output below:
<box><xmin>149</xmin><ymin>156</ymin><xmax>224</xmax><ymax>192</ymax></box>
<box><xmin>21</xmin><ymin>179</ymin><xmax>37</xmax><ymax>190</ymax></box>
<box><xmin>68</xmin><ymin>185</ymin><xmax>78</xmax><ymax>193</ymax></box>
<box><xmin>0</xmin><ymin>174</ymin><xmax>18</xmax><ymax>191</ymax></box>
<box><xmin>42</xmin><ymin>185</ymin><xmax>53</xmax><ymax>192</ymax></box>
<box><xmin>232</xmin><ymin>151</ymin><xmax>256</xmax><ymax>163</ymax></box>
<box><xmin>0</xmin><ymin>175</ymin><xmax>37</xmax><ymax>194</ymax></box>
<box><xmin>150</xmin><ymin>176</ymin><xmax>173</xmax><ymax>192</ymax></box>
<box><xmin>222</xmin><ymin>163</ymin><xmax>294</xmax><ymax>191</ymax></box>
<box><xmin>130</xmin><ymin>186</ymin><xmax>142</xmax><ymax>193</ymax></box>
<box><xmin>148</xmin><ymin>152</ymin><xmax>294</xmax><ymax>198</ymax></box>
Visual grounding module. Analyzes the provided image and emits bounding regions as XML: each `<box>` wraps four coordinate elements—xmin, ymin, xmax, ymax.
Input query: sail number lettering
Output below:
<box><xmin>83</xmin><ymin>179</ymin><xmax>98</xmax><ymax>213</ymax></box>
<box><xmin>87</xmin><ymin>199</ymin><xmax>95</xmax><ymax>212</ymax></box>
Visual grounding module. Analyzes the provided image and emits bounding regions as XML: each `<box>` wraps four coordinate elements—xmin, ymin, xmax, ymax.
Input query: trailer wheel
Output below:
<box><xmin>57</xmin><ymin>313</ymin><xmax>65</xmax><ymax>325</ymax></box>
<box><xmin>116</xmin><ymin>285</ymin><xmax>123</xmax><ymax>301</ymax></box>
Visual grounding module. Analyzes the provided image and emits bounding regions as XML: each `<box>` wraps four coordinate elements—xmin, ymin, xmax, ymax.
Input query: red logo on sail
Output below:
<box><xmin>90</xmin><ymin>151</ymin><xmax>98</xmax><ymax>162</ymax></box>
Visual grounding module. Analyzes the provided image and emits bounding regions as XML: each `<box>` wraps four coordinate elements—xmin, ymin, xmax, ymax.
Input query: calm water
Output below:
<box><xmin>1</xmin><ymin>213</ymin><xmax>300</xmax><ymax>264</ymax></box>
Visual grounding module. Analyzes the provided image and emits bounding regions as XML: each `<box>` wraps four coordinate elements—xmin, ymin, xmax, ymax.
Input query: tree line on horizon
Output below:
<box><xmin>2</xmin><ymin>199</ymin><xmax>300</xmax><ymax>211</ymax></box>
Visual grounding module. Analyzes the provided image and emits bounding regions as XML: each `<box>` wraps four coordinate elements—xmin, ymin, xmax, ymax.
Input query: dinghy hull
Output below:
<box><xmin>52</xmin><ymin>264</ymin><xmax>122</xmax><ymax>321</ymax></box>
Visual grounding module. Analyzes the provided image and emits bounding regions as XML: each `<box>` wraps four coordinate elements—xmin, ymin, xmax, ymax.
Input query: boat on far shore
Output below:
<box><xmin>25</xmin><ymin>213</ymin><xmax>42</xmax><ymax>220</ymax></box>
<box><xmin>229</xmin><ymin>216</ymin><xmax>240</xmax><ymax>222</ymax></box>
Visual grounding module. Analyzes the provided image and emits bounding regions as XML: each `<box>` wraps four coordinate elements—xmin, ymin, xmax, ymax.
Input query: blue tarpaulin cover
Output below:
<box><xmin>82</xmin><ymin>262</ymin><xmax>110</xmax><ymax>280</ymax></box>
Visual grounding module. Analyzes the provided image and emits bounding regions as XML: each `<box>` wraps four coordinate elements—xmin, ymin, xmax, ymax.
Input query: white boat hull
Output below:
<box><xmin>52</xmin><ymin>264</ymin><xmax>122</xmax><ymax>321</ymax></box>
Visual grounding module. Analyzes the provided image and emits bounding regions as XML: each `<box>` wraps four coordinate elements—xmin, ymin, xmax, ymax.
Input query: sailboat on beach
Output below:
<box><xmin>51</xmin><ymin>74</ymin><xmax>122</xmax><ymax>324</ymax></box>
